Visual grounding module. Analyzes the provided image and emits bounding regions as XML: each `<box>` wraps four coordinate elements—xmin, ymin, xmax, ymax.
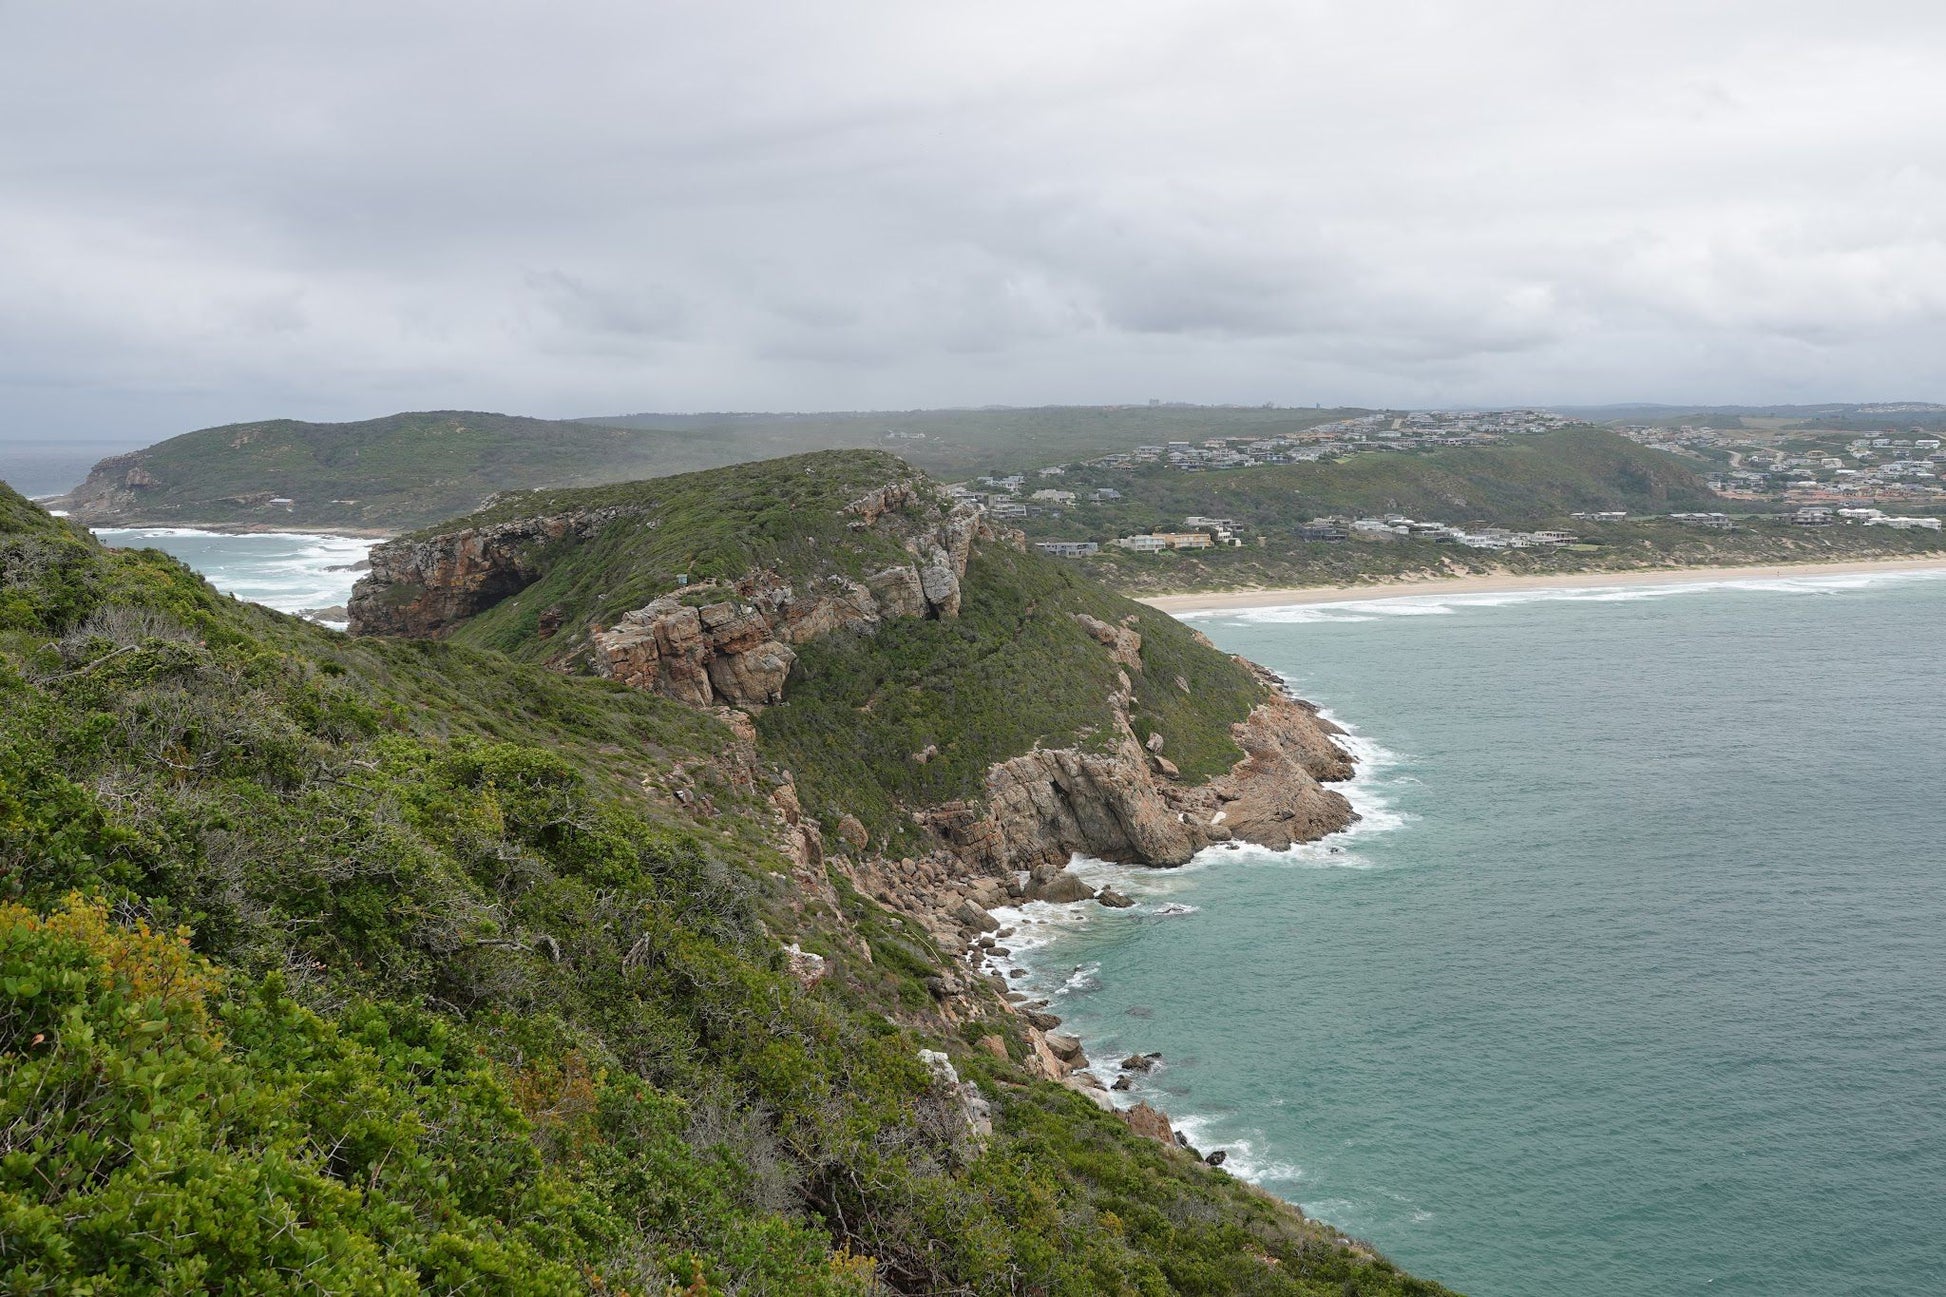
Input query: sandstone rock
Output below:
<box><xmin>1044</xmin><ymin>1032</ymin><xmax>1086</xmax><ymax>1064</ymax></box>
<box><xmin>952</xmin><ymin>899</ymin><xmax>999</xmax><ymax>932</ymax></box>
<box><xmin>1022</xmin><ymin>1010</ymin><xmax>1062</xmax><ymax>1031</ymax></box>
<box><xmin>1122</xmin><ymin>1101</ymin><xmax>1175</xmax><ymax>1146</ymax></box>
<box><xmin>351</xmin><ymin>510</ymin><xmax>622</xmax><ymax>637</ymax></box>
<box><xmin>836</xmin><ymin>814</ymin><xmax>870</xmax><ymax>851</ymax></box>
<box><xmin>1095</xmin><ymin>887</ymin><xmax>1135</xmax><ymax>909</ymax></box>
<box><xmin>1120</xmin><ymin>1053</ymin><xmax>1160</xmax><ymax>1073</ymax></box>
<box><xmin>1145</xmin><ymin>731</ymin><xmax>1166</xmax><ymax>754</ymax></box>
<box><xmin>1073</xmin><ymin>613</ymin><xmax>1143</xmax><ymax>670</ymax></box>
<box><xmin>976</xmin><ymin>1034</ymin><xmax>1009</xmax><ymax>1060</ymax></box>
<box><xmin>1150</xmin><ymin>755</ymin><xmax>1180</xmax><ymax>778</ymax></box>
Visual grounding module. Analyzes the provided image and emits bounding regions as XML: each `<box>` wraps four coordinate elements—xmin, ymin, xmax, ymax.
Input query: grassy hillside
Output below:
<box><xmin>0</xmin><ymin>482</ymin><xmax>1455</xmax><ymax>1294</ymax></box>
<box><xmin>58</xmin><ymin>410</ymin><xmax>663</xmax><ymax>532</ymax></box>
<box><xmin>418</xmin><ymin>451</ymin><xmax>1271</xmax><ymax>852</ymax></box>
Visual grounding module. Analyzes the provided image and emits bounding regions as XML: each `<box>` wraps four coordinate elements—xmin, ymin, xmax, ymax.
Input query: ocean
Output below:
<box><xmin>90</xmin><ymin>528</ymin><xmax>375</xmax><ymax>627</ymax></box>
<box><xmin>993</xmin><ymin>571</ymin><xmax>1946</xmax><ymax>1297</ymax></box>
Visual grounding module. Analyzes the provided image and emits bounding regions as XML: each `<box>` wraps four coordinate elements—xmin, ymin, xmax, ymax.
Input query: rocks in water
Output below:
<box><xmin>1022</xmin><ymin>1009</ymin><xmax>1062</xmax><ymax>1030</ymax></box>
<box><xmin>1111</xmin><ymin>1075</ymin><xmax>1133</xmax><ymax>1091</ymax></box>
<box><xmin>1028</xmin><ymin>870</ymin><xmax>1095</xmax><ymax>904</ymax></box>
<box><xmin>1205</xmin><ymin>1150</ymin><xmax>1228</xmax><ymax>1168</ymax></box>
<box><xmin>1122</xmin><ymin>1101</ymin><xmax>1175</xmax><ymax>1146</ymax></box>
<box><xmin>1095</xmin><ymin>887</ymin><xmax>1135</xmax><ymax>909</ymax></box>
<box><xmin>1174</xmin><ymin>1131</ymin><xmax>1191</xmax><ymax>1148</ymax></box>
<box><xmin>1119</xmin><ymin>1052</ymin><xmax>1161</xmax><ymax>1073</ymax></box>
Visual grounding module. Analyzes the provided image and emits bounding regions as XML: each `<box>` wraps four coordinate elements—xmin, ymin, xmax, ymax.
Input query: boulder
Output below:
<box><xmin>1043</xmin><ymin>1031</ymin><xmax>1086</xmax><ymax>1064</ymax></box>
<box><xmin>1205</xmin><ymin>1150</ymin><xmax>1228</xmax><ymax>1168</ymax></box>
<box><xmin>1028</xmin><ymin>870</ymin><xmax>1095</xmax><ymax>904</ymax></box>
<box><xmin>952</xmin><ymin>899</ymin><xmax>999</xmax><ymax>932</ymax></box>
<box><xmin>1119</xmin><ymin>1053</ymin><xmax>1160</xmax><ymax>1073</ymax></box>
<box><xmin>1095</xmin><ymin>887</ymin><xmax>1135</xmax><ymax>909</ymax></box>
<box><xmin>1122</xmin><ymin>1102</ymin><xmax>1175</xmax><ymax>1146</ymax></box>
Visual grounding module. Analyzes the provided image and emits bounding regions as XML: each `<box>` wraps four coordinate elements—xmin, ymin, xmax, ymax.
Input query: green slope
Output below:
<box><xmin>0</xmin><ymin>480</ymin><xmax>1457</xmax><ymax>1295</ymax></box>
<box><xmin>59</xmin><ymin>410</ymin><xmax>663</xmax><ymax>532</ymax></box>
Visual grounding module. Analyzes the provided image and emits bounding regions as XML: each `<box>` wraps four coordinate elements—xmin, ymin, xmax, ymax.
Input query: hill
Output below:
<box><xmin>584</xmin><ymin>405</ymin><xmax>1374</xmax><ymax>480</ymax></box>
<box><xmin>1</xmin><ymin>475</ymin><xmax>1455</xmax><ymax>1294</ymax></box>
<box><xmin>1024</xmin><ymin>428</ymin><xmax>1714</xmax><ymax>537</ymax></box>
<box><xmin>56</xmin><ymin>410</ymin><xmax>663</xmax><ymax>532</ymax></box>
<box><xmin>55</xmin><ymin>405</ymin><xmax>1373</xmax><ymax>532</ymax></box>
<box><xmin>348</xmin><ymin>449</ymin><xmax>1355</xmax><ymax>864</ymax></box>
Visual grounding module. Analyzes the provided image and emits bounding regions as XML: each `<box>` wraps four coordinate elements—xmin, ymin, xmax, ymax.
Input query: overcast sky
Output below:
<box><xmin>5</xmin><ymin>0</ymin><xmax>1946</xmax><ymax>446</ymax></box>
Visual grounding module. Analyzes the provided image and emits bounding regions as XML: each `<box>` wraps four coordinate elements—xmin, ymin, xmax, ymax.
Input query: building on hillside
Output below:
<box><xmin>1114</xmin><ymin>532</ymin><xmax>1213</xmax><ymax>552</ymax></box>
<box><xmin>1033</xmin><ymin>541</ymin><xmax>1100</xmax><ymax>557</ymax></box>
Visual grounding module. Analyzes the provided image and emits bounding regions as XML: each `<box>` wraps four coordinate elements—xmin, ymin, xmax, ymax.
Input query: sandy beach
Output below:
<box><xmin>1139</xmin><ymin>556</ymin><xmax>1946</xmax><ymax>614</ymax></box>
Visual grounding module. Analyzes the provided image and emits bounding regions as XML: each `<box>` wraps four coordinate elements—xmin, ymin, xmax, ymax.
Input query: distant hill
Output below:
<box><xmin>583</xmin><ymin>404</ymin><xmax>1373</xmax><ymax>478</ymax></box>
<box><xmin>56</xmin><ymin>410</ymin><xmax>662</xmax><ymax>531</ymax></box>
<box><xmin>1025</xmin><ymin>428</ymin><xmax>1716</xmax><ymax>538</ymax></box>
<box><xmin>50</xmin><ymin>404</ymin><xmax>1374</xmax><ymax>532</ymax></box>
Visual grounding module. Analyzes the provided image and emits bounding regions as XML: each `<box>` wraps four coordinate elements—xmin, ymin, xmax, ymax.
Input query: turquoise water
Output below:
<box><xmin>998</xmin><ymin>572</ymin><xmax>1946</xmax><ymax>1296</ymax></box>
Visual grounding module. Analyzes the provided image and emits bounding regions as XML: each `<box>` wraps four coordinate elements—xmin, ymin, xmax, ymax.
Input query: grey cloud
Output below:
<box><xmin>3</xmin><ymin>0</ymin><xmax>1946</xmax><ymax>450</ymax></box>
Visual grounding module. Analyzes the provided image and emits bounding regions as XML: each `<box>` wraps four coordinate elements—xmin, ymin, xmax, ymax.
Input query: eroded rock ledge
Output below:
<box><xmin>588</xmin><ymin>489</ymin><xmax>988</xmax><ymax>709</ymax></box>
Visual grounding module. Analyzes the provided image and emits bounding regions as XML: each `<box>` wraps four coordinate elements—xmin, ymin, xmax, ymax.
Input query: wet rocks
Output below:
<box><xmin>1095</xmin><ymin>887</ymin><xmax>1135</xmax><ymax>909</ymax></box>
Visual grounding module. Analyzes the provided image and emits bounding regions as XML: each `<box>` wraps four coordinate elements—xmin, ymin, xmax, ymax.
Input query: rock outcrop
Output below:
<box><xmin>349</xmin><ymin>509</ymin><xmax>631</xmax><ymax>637</ymax></box>
<box><xmin>588</xmin><ymin>494</ymin><xmax>991</xmax><ymax>709</ymax></box>
<box><xmin>922</xmin><ymin>684</ymin><xmax>1355</xmax><ymax>880</ymax></box>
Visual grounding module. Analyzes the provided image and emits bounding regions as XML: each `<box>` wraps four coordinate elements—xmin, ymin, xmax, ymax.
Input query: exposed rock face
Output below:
<box><xmin>1073</xmin><ymin>613</ymin><xmax>1143</xmax><ymax>671</ymax></box>
<box><xmin>1123</xmin><ymin>1102</ymin><xmax>1176</xmax><ymax>1147</ymax></box>
<box><xmin>349</xmin><ymin>510</ymin><xmax>629</xmax><ymax>637</ymax></box>
<box><xmin>925</xmin><ymin>689</ymin><xmax>1355</xmax><ymax>878</ymax></box>
<box><xmin>589</xmin><ymin>493</ymin><xmax>991</xmax><ymax>709</ymax></box>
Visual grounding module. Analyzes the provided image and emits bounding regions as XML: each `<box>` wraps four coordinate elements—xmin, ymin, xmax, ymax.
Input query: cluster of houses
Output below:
<box><xmin>1303</xmin><ymin>515</ymin><xmax>1581</xmax><ymax>550</ymax></box>
<box><xmin>1791</xmin><ymin>506</ymin><xmax>1942</xmax><ymax>531</ymax></box>
<box><xmin>1062</xmin><ymin>410</ymin><xmax>1568</xmax><ymax>475</ymax></box>
<box><xmin>1619</xmin><ymin>422</ymin><xmax>1946</xmax><ymax>509</ymax></box>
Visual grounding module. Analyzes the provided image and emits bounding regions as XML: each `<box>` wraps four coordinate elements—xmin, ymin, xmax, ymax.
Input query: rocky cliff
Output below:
<box><xmin>588</xmin><ymin>488</ymin><xmax>994</xmax><ymax>708</ymax></box>
<box><xmin>348</xmin><ymin>509</ymin><xmax>633</xmax><ymax>637</ymax></box>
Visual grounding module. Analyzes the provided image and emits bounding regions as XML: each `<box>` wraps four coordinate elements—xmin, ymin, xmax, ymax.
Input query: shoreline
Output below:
<box><xmin>1138</xmin><ymin>555</ymin><xmax>1946</xmax><ymax>614</ymax></box>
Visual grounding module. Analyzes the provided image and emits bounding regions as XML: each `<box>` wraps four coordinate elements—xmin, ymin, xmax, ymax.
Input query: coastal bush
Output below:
<box><xmin>0</xmin><ymin>484</ymin><xmax>1457</xmax><ymax>1295</ymax></box>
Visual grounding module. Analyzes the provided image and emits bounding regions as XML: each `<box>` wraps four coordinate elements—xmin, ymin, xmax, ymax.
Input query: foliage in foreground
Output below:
<box><xmin>0</xmin><ymin>482</ymin><xmax>1457</xmax><ymax>1295</ymax></box>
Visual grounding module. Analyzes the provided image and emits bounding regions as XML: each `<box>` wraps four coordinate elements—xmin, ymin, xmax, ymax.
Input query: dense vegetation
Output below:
<box><xmin>58</xmin><ymin>411</ymin><xmax>665</xmax><ymax>531</ymax></box>
<box><xmin>0</xmin><ymin>481</ymin><xmax>1455</xmax><ymax>1294</ymax></box>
